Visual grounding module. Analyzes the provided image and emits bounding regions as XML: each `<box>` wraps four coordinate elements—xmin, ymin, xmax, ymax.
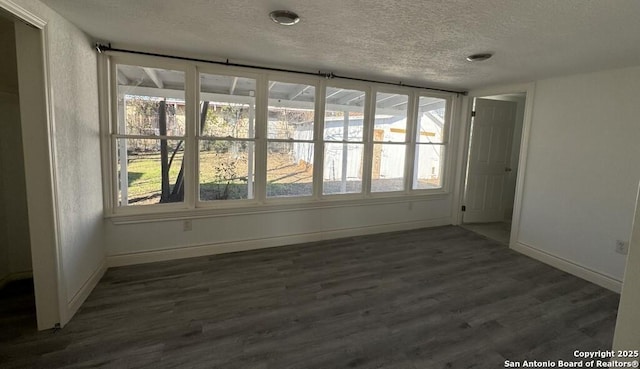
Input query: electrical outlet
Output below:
<box><xmin>615</xmin><ymin>240</ymin><xmax>628</xmax><ymax>255</ymax></box>
<box><xmin>183</xmin><ymin>220</ymin><xmax>192</xmax><ymax>232</ymax></box>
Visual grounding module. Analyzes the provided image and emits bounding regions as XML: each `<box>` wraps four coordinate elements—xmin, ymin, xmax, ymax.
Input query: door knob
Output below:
<box><xmin>505</xmin><ymin>167</ymin><xmax>512</xmax><ymax>172</ymax></box>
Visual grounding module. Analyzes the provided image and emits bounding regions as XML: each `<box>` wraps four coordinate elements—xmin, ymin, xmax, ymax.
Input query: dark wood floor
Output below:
<box><xmin>0</xmin><ymin>226</ymin><xmax>620</xmax><ymax>369</ymax></box>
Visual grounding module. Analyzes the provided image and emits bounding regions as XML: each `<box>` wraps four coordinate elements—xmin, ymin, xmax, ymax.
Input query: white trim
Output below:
<box><xmin>467</xmin><ymin>83</ymin><xmax>533</xmax><ymax>99</ymax></box>
<box><xmin>66</xmin><ymin>260</ymin><xmax>107</xmax><ymax>318</ymax></box>
<box><xmin>314</xmin><ymin>78</ymin><xmax>326</xmax><ymax>199</ymax></box>
<box><xmin>404</xmin><ymin>92</ymin><xmax>418</xmax><ymax>194</ymax></box>
<box><xmin>439</xmin><ymin>94</ymin><xmax>459</xmax><ymax>195</ymax></box>
<box><xmin>107</xmin><ymin>217</ymin><xmax>452</xmax><ymax>267</ymax></box>
<box><xmin>184</xmin><ymin>64</ymin><xmax>197</xmax><ymax>209</ymax></box>
<box><xmin>109</xmin><ymin>192</ymin><xmax>449</xmax><ymax>224</ymax></box>
<box><xmin>511</xmin><ymin>241</ymin><xmax>622</xmax><ymax>293</ymax></box>
<box><xmin>508</xmin><ymin>84</ymin><xmax>535</xmax><ymax>248</ymax></box>
<box><xmin>0</xmin><ymin>0</ymin><xmax>46</xmax><ymax>28</ymax></box>
<box><xmin>40</xmin><ymin>24</ymin><xmax>69</xmax><ymax>328</ymax></box>
<box><xmin>450</xmin><ymin>95</ymin><xmax>470</xmax><ymax>224</ymax></box>
<box><xmin>0</xmin><ymin>271</ymin><xmax>33</xmax><ymax>290</ymax></box>
<box><xmin>98</xmin><ymin>54</ymin><xmax>114</xmax><ymax>212</ymax></box>
<box><xmin>13</xmin><ymin>15</ymin><xmax>64</xmax><ymax>330</ymax></box>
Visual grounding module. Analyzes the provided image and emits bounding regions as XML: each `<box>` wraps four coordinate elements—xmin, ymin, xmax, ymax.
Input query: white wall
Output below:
<box><xmin>613</xmin><ymin>184</ymin><xmax>640</xmax><ymax>354</ymax></box>
<box><xmin>106</xmin><ymin>198</ymin><xmax>453</xmax><ymax>266</ymax></box>
<box><xmin>515</xmin><ymin>65</ymin><xmax>640</xmax><ymax>284</ymax></box>
<box><xmin>0</xmin><ymin>16</ymin><xmax>32</xmax><ymax>287</ymax></box>
<box><xmin>12</xmin><ymin>0</ymin><xmax>105</xmax><ymax>322</ymax></box>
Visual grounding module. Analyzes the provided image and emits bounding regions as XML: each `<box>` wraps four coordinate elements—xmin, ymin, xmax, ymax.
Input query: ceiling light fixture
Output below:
<box><xmin>466</xmin><ymin>53</ymin><xmax>493</xmax><ymax>62</ymax></box>
<box><xmin>269</xmin><ymin>10</ymin><xmax>300</xmax><ymax>26</ymax></box>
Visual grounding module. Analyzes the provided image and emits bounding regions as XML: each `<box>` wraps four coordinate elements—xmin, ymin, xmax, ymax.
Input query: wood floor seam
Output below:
<box><xmin>0</xmin><ymin>225</ymin><xmax>620</xmax><ymax>369</ymax></box>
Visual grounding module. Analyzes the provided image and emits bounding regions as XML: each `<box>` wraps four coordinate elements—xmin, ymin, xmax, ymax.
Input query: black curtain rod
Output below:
<box><xmin>96</xmin><ymin>43</ymin><xmax>466</xmax><ymax>96</ymax></box>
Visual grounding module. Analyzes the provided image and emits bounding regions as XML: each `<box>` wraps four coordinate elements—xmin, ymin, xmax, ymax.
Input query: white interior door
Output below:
<box><xmin>464</xmin><ymin>98</ymin><xmax>517</xmax><ymax>223</ymax></box>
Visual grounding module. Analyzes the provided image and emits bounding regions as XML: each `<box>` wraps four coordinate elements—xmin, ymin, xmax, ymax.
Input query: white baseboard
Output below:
<box><xmin>511</xmin><ymin>241</ymin><xmax>622</xmax><ymax>293</ymax></box>
<box><xmin>65</xmin><ymin>259</ymin><xmax>107</xmax><ymax>326</ymax></box>
<box><xmin>0</xmin><ymin>270</ymin><xmax>33</xmax><ymax>290</ymax></box>
<box><xmin>107</xmin><ymin>218</ymin><xmax>451</xmax><ymax>268</ymax></box>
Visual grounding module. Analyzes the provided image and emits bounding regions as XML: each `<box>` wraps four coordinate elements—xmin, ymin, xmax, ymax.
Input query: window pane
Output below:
<box><xmin>323</xmin><ymin>143</ymin><xmax>363</xmax><ymax>195</ymax></box>
<box><xmin>324</xmin><ymin>87</ymin><xmax>365</xmax><ymax>141</ymax></box>
<box><xmin>417</xmin><ymin>96</ymin><xmax>446</xmax><ymax>143</ymax></box>
<box><xmin>371</xmin><ymin>143</ymin><xmax>406</xmax><ymax>192</ymax></box>
<box><xmin>266</xmin><ymin>142</ymin><xmax>314</xmax><ymax>198</ymax></box>
<box><xmin>373</xmin><ymin>92</ymin><xmax>408</xmax><ymax>142</ymax></box>
<box><xmin>199</xmin><ymin>74</ymin><xmax>256</xmax><ymax>138</ymax></box>
<box><xmin>199</xmin><ymin>140</ymin><xmax>254</xmax><ymax>201</ymax></box>
<box><xmin>413</xmin><ymin>144</ymin><xmax>444</xmax><ymax>189</ymax></box>
<box><xmin>116</xmin><ymin>138</ymin><xmax>185</xmax><ymax>206</ymax></box>
<box><xmin>116</xmin><ymin>65</ymin><xmax>185</xmax><ymax>136</ymax></box>
<box><xmin>268</xmin><ymin>81</ymin><xmax>315</xmax><ymax>140</ymax></box>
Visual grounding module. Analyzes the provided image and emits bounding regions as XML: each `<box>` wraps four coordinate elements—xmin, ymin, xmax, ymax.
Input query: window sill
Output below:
<box><xmin>106</xmin><ymin>190</ymin><xmax>450</xmax><ymax>225</ymax></box>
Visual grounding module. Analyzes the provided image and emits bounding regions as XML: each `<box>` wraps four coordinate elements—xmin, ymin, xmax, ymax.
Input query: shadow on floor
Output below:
<box><xmin>0</xmin><ymin>279</ymin><xmax>37</xmax><ymax>341</ymax></box>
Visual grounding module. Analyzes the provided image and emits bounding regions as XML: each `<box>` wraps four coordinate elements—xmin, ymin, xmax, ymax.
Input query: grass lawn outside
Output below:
<box><xmin>122</xmin><ymin>150</ymin><xmax>317</xmax><ymax>205</ymax></box>
<box><xmin>120</xmin><ymin>150</ymin><xmax>439</xmax><ymax>205</ymax></box>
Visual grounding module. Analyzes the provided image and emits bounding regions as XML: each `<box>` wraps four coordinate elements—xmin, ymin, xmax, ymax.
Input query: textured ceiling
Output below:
<box><xmin>41</xmin><ymin>0</ymin><xmax>640</xmax><ymax>90</ymax></box>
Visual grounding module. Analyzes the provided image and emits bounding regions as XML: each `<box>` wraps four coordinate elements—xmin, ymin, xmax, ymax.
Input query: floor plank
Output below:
<box><xmin>0</xmin><ymin>226</ymin><xmax>620</xmax><ymax>368</ymax></box>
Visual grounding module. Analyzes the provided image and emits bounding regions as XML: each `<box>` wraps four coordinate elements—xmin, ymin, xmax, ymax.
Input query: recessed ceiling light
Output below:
<box><xmin>466</xmin><ymin>53</ymin><xmax>493</xmax><ymax>62</ymax></box>
<box><xmin>269</xmin><ymin>10</ymin><xmax>300</xmax><ymax>26</ymax></box>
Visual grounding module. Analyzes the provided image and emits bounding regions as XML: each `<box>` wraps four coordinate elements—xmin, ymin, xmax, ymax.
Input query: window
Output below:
<box><xmin>105</xmin><ymin>55</ymin><xmax>453</xmax><ymax>215</ymax></box>
<box><xmin>114</xmin><ymin>64</ymin><xmax>186</xmax><ymax>206</ymax></box>
<box><xmin>322</xmin><ymin>87</ymin><xmax>366</xmax><ymax>195</ymax></box>
<box><xmin>266</xmin><ymin>81</ymin><xmax>316</xmax><ymax>198</ymax></box>
<box><xmin>198</xmin><ymin>73</ymin><xmax>256</xmax><ymax>201</ymax></box>
<box><xmin>413</xmin><ymin>96</ymin><xmax>447</xmax><ymax>190</ymax></box>
<box><xmin>371</xmin><ymin>92</ymin><xmax>409</xmax><ymax>193</ymax></box>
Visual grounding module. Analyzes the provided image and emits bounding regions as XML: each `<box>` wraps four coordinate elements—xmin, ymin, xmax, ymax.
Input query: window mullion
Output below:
<box><xmin>109</xmin><ymin>60</ymin><xmax>120</xmax><ymax>208</ymax></box>
<box><xmin>405</xmin><ymin>92</ymin><xmax>418</xmax><ymax>193</ymax></box>
<box><xmin>361</xmin><ymin>86</ymin><xmax>374</xmax><ymax>196</ymax></box>
<box><xmin>313</xmin><ymin>79</ymin><xmax>325</xmax><ymax>200</ymax></box>
<box><xmin>441</xmin><ymin>96</ymin><xmax>454</xmax><ymax>190</ymax></box>
<box><xmin>254</xmin><ymin>75</ymin><xmax>268</xmax><ymax>203</ymax></box>
<box><xmin>116</xmin><ymin>87</ymin><xmax>128</xmax><ymax>206</ymax></box>
<box><xmin>184</xmin><ymin>65</ymin><xmax>198</xmax><ymax>208</ymax></box>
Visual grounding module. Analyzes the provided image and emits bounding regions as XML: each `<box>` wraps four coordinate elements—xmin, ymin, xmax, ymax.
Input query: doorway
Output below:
<box><xmin>0</xmin><ymin>13</ymin><xmax>36</xmax><ymax>333</ymax></box>
<box><xmin>461</xmin><ymin>93</ymin><xmax>526</xmax><ymax>245</ymax></box>
<box><xmin>0</xmin><ymin>1</ymin><xmax>64</xmax><ymax>330</ymax></box>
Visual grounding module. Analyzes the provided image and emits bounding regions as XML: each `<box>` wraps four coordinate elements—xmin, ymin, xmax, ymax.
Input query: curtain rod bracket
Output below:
<box><xmin>319</xmin><ymin>71</ymin><xmax>334</xmax><ymax>79</ymax></box>
<box><xmin>95</xmin><ymin>43</ymin><xmax>112</xmax><ymax>53</ymax></box>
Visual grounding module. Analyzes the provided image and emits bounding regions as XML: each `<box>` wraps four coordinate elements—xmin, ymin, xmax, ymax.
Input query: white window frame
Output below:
<box><xmin>320</xmin><ymin>80</ymin><xmax>371</xmax><ymax>199</ymax></box>
<box><xmin>263</xmin><ymin>74</ymin><xmax>321</xmax><ymax>203</ymax></box>
<box><xmin>195</xmin><ymin>66</ymin><xmax>263</xmax><ymax>209</ymax></box>
<box><xmin>411</xmin><ymin>92</ymin><xmax>454</xmax><ymax>193</ymax></box>
<box><xmin>368</xmin><ymin>86</ymin><xmax>414</xmax><ymax>196</ymax></box>
<box><xmin>108</xmin><ymin>54</ymin><xmax>194</xmax><ymax>215</ymax></box>
<box><xmin>99</xmin><ymin>53</ymin><xmax>456</xmax><ymax>220</ymax></box>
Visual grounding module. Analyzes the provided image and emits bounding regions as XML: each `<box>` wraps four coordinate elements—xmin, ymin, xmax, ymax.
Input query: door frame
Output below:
<box><xmin>0</xmin><ymin>0</ymin><xmax>65</xmax><ymax>329</ymax></box>
<box><xmin>453</xmin><ymin>83</ymin><xmax>536</xmax><ymax>248</ymax></box>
